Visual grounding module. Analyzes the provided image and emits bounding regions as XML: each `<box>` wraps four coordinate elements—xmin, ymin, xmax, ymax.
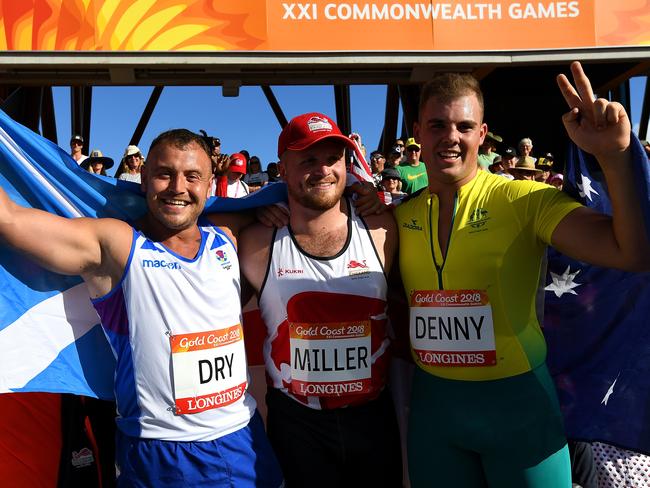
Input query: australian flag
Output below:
<box><xmin>0</xmin><ymin>109</ymin><xmax>286</xmax><ymax>400</ymax></box>
<box><xmin>544</xmin><ymin>136</ymin><xmax>650</xmax><ymax>454</ymax></box>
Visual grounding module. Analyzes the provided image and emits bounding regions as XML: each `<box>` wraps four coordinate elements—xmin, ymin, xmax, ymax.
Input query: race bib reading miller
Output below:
<box><xmin>410</xmin><ymin>290</ymin><xmax>496</xmax><ymax>367</ymax></box>
<box><xmin>169</xmin><ymin>325</ymin><xmax>248</xmax><ymax>415</ymax></box>
<box><xmin>289</xmin><ymin>321</ymin><xmax>372</xmax><ymax>397</ymax></box>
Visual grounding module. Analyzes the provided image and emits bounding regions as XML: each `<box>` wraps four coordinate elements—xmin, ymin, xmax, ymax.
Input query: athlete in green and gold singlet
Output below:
<box><xmin>397</xmin><ymin>170</ymin><xmax>581</xmax><ymax>381</ymax></box>
<box><xmin>398</xmin><ymin>63</ymin><xmax>649</xmax><ymax>488</ymax></box>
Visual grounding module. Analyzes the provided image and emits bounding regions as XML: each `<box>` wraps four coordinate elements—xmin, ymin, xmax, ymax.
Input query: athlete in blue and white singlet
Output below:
<box><xmin>93</xmin><ymin>223</ymin><xmax>283</xmax><ymax>486</ymax></box>
<box><xmin>93</xmin><ymin>223</ymin><xmax>255</xmax><ymax>441</ymax></box>
<box><xmin>0</xmin><ymin>129</ymin><xmax>286</xmax><ymax>487</ymax></box>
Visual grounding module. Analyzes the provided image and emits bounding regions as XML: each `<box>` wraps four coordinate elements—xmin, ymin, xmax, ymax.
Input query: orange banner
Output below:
<box><xmin>0</xmin><ymin>0</ymin><xmax>647</xmax><ymax>51</ymax></box>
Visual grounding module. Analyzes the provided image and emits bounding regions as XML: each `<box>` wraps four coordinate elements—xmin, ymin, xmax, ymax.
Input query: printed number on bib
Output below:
<box><xmin>169</xmin><ymin>325</ymin><xmax>247</xmax><ymax>414</ymax></box>
<box><xmin>289</xmin><ymin>321</ymin><xmax>371</xmax><ymax>397</ymax></box>
<box><xmin>410</xmin><ymin>290</ymin><xmax>496</xmax><ymax>367</ymax></box>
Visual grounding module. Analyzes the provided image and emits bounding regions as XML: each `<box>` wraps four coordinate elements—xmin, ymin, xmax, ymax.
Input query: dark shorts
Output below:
<box><xmin>266</xmin><ymin>388</ymin><xmax>402</xmax><ymax>488</ymax></box>
<box><xmin>408</xmin><ymin>363</ymin><xmax>571</xmax><ymax>488</ymax></box>
<box><xmin>116</xmin><ymin>411</ymin><xmax>284</xmax><ymax>487</ymax></box>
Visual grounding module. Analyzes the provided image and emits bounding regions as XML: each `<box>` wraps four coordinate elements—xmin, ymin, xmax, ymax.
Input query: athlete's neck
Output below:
<box><xmin>427</xmin><ymin>166</ymin><xmax>479</xmax><ymax>203</ymax></box>
<box><xmin>136</xmin><ymin>215</ymin><xmax>202</xmax><ymax>259</ymax></box>
<box><xmin>289</xmin><ymin>198</ymin><xmax>348</xmax><ymax>257</ymax></box>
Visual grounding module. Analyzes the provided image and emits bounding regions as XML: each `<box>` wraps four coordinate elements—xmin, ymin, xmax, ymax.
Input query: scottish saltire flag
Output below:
<box><xmin>0</xmin><ymin>110</ymin><xmax>286</xmax><ymax>400</ymax></box>
<box><xmin>544</xmin><ymin>136</ymin><xmax>650</xmax><ymax>454</ymax></box>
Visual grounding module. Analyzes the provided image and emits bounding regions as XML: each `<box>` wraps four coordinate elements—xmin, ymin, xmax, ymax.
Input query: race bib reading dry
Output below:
<box><xmin>289</xmin><ymin>321</ymin><xmax>371</xmax><ymax>397</ymax></box>
<box><xmin>169</xmin><ymin>325</ymin><xmax>247</xmax><ymax>414</ymax></box>
<box><xmin>410</xmin><ymin>290</ymin><xmax>496</xmax><ymax>367</ymax></box>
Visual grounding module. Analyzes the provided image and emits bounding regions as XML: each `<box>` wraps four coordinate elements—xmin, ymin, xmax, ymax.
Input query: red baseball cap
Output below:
<box><xmin>277</xmin><ymin>112</ymin><xmax>355</xmax><ymax>158</ymax></box>
<box><xmin>229</xmin><ymin>153</ymin><xmax>247</xmax><ymax>174</ymax></box>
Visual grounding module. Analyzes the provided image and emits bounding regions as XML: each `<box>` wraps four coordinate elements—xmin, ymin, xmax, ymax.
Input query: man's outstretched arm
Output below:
<box><xmin>551</xmin><ymin>61</ymin><xmax>650</xmax><ymax>272</ymax></box>
<box><xmin>0</xmin><ymin>186</ymin><xmax>131</xmax><ymax>295</ymax></box>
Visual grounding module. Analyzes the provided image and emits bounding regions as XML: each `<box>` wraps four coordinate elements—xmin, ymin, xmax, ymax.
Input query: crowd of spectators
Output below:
<box><xmin>71</xmin><ymin>130</ymin><xmax>284</xmax><ymax>199</ymax></box>
<box><xmin>72</xmin><ymin>126</ymin><xmax>567</xmax><ymax>208</ymax></box>
<box><xmin>364</xmin><ymin>131</ymin><xmax>564</xmax><ymax>208</ymax></box>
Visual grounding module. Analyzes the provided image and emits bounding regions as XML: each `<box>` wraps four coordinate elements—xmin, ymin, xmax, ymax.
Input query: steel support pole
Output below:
<box><xmin>334</xmin><ymin>84</ymin><xmax>351</xmax><ymax>137</ymax></box>
<box><xmin>261</xmin><ymin>85</ymin><xmax>288</xmax><ymax>129</ymax></box>
<box><xmin>130</xmin><ymin>86</ymin><xmax>163</xmax><ymax>146</ymax></box>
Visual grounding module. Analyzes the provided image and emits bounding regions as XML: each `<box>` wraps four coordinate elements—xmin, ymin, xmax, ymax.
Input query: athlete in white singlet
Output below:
<box><xmin>240</xmin><ymin>112</ymin><xmax>402</xmax><ymax>487</ymax></box>
<box><xmin>259</xmin><ymin>198</ymin><xmax>390</xmax><ymax>410</ymax></box>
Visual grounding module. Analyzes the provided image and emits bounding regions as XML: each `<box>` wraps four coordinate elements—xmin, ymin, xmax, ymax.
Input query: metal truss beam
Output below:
<box><xmin>261</xmin><ymin>85</ymin><xmax>288</xmax><ymax>129</ymax></box>
<box><xmin>130</xmin><ymin>86</ymin><xmax>163</xmax><ymax>146</ymax></box>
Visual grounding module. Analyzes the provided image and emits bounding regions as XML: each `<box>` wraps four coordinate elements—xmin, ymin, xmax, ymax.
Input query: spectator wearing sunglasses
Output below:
<box><xmin>69</xmin><ymin>134</ymin><xmax>88</xmax><ymax>165</ymax></box>
<box><xmin>397</xmin><ymin>137</ymin><xmax>428</xmax><ymax>194</ymax></box>
<box><xmin>115</xmin><ymin>145</ymin><xmax>144</xmax><ymax>183</ymax></box>
<box><xmin>370</xmin><ymin>151</ymin><xmax>386</xmax><ymax>187</ymax></box>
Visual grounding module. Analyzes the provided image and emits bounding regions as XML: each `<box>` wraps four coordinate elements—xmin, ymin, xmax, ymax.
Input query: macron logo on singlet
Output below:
<box><xmin>141</xmin><ymin>259</ymin><xmax>182</xmax><ymax>270</ymax></box>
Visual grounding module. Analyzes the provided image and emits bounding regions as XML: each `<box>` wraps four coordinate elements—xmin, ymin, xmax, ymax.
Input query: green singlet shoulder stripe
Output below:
<box><xmin>395</xmin><ymin>170</ymin><xmax>582</xmax><ymax>381</ymax></box>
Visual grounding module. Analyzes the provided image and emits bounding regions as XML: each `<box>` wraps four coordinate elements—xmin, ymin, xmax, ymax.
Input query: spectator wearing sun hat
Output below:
<box><xmin>115</xmin><ymin>145</ymin><xmax>144</xmax><ymax>183</ymax></box>
<box><xmin>477</xmin><ymin>131</ymin><xmax>502</xmax><ymax>170</ymax></box>
<box><xmin>226</xmin><ymin>153</ymin><xmax>250</xmax><ymax>198</ymax></box>
<box><xmin>81</xmin><ymin>150</ymin><xmax>114</xmax><ymax>176</ymax></box>
<box><xmin>397</xmin><ymin>137</ymin><xmax>428</xmax><ymax>194</ymax></box>
<box><xmin>509</xmin><ymin>156</ymin><xmax>542</xmax><ymax>181</ymax></box>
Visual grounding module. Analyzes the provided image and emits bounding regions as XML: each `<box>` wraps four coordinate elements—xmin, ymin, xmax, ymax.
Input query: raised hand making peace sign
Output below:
<box><xmin>557</xmin><ymin>61</ymin><xmax>631</xmax><ymax>163</ymax></box>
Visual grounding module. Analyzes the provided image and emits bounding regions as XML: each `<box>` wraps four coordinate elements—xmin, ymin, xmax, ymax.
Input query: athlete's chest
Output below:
<box><xmin>398</xmin><ymin>193</ymin><xmax>520</xmax><ymax>285</ymax></box>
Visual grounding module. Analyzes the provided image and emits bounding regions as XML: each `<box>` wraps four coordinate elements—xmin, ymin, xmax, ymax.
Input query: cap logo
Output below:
<box><xmin>307</xmin><ymin>116</ymin><xmax>332</xmax><ymax>133</ymax></box>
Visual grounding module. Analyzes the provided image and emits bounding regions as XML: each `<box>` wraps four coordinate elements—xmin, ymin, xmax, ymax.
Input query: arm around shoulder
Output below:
<box><xmin>364</xmin><ymin>209</ymin><xmax>398</xmax><ymax>273</ymax></box>
<box><xmin>205</xmin><ymin>211</ymin><xmax>256</xmax><ymax>248</ymax></box>
<box><xmin>238</xmin><ymin>222</ymin><xmax>275</xmax><ymax>293</ymax></box>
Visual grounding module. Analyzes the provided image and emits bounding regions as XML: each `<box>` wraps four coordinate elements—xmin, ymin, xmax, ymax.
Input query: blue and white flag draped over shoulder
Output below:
<box><xmin>0</xmin><ymin>109</ymin><xmax>286</xmax><ymax>400</ymax></box>
<box><xmin>544</xmin><ymin>136</ymin><xmax>650</xmax><ymax>454</ymax></box>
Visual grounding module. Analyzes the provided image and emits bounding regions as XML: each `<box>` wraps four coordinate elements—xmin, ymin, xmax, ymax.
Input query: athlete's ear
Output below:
<box><xmin>414</xmin><ymin>121</ymin><xmax>421</xmax><ymax>144</ymax></box>
<box><xmin>278</xmin><ymin>159</ymin><xmax>286</xmax><ymax>180</ymax></box>
<box><xmin>206</xmin><ymin>175</ymin><xmax>214</xmax><ymax>199</ymax></box>
<box><xmin>478</xmin><ymin>123</ymin><xmax>488</xmax><ymax>145</ymax></box>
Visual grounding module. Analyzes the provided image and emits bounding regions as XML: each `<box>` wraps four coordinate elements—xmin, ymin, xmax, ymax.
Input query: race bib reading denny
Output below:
<box><xmin>169</xmin><ymin>325</ymin><xmax>248</xmax><ymax>414</ymax></box>
<box><xmin>410</xmin><ymin>290</ymin><xmax>496</xmax><ymax>367</ymax></box>
<box><xmin>289</xmin><ymin>321</ymin><xmax>371</xmax><ymax>397</ymax></box>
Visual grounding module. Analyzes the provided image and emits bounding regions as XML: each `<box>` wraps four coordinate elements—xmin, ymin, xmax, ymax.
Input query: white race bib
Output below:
<box><xmin>170</xmin><ymin>325</ymin><xmax>248</xmax><ymax>414</ymax></box>
<box><xmin>289</xmin><ymin>321</ymin><xmax>372</xmax><ymax>397</ymax></box>
<box><xmin>409</xmin><ymin>290</ymin><xmax>496</xmax><ymax>367</ymax></box>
